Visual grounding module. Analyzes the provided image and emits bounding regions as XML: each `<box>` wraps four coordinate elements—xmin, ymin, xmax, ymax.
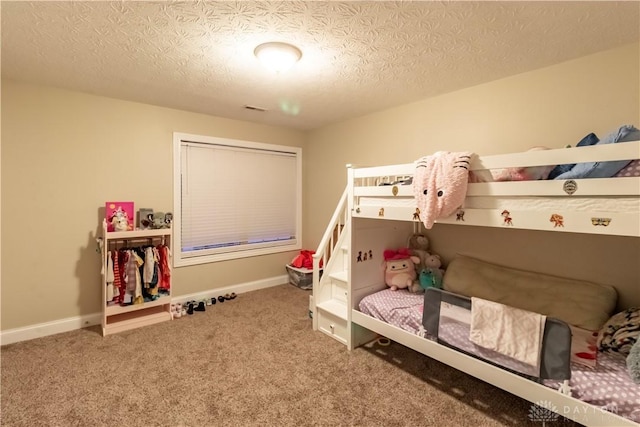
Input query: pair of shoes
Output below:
<box><xmin>210</xmin><ymin>297</ymin><xmax>217</xmax><ymax>305</ymax></box>
<box><xmin>183</xmin><ymin>300</ymin><xmax>199</xmax><ymax>315</ymax></box>
<box><xmin>195</xmin><ymin>301</ymin><xmax>206</xmax><ymax>312</ymax></box>
<box><xmin>217</xmin><ymin>295</ymin><xmax>225</xmax><ymax>303</ymax></box>
<box><xmin>223</xmin><ymin>293</ymin><xmax>237</xmax><ymax>301</ymax></box>
<box><xmin>170</xmin><ymin>303</ymin><xmax>182</xmax><ymax>319</ymax></box>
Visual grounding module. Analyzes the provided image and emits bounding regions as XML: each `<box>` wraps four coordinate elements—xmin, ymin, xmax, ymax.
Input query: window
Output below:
<box><xmin>173</xmin><ymin>132</ymin><xmax>302</xmax><ymax>267</ymax></box>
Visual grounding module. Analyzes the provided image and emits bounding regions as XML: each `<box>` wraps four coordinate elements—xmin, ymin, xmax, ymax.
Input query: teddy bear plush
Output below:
<box><xmin>408</xmin><ymin>233</ymin><xmax>430</xmax><ymax>272</ymax></box>
<box><xmin>409</xmin><ymin>252</ymin><xmax>445</xmax><ymax>293</ymax></box>
<box><xmin>383</xmin><ymin>248</ymin><xmax>420</xmax><ymax>291</ymax></box>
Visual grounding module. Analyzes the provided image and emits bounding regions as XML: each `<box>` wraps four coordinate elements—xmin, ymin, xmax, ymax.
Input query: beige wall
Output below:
<box><xmin>2</xmin><ymin>42</ymin><xmax>639</xmax><ymax>331</ymax></box>
<box><xmin>305</xmin><ymin>42</ymin><xmax>640</xmax><ymax>310</ymax></box>
<box><xmin>1</xmin><ymin>81</ymin><xmax>306</xmax><ymax>330</ymax></box>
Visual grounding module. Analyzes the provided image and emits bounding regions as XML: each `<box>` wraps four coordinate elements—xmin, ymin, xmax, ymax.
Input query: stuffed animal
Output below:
<box><xmin>408</xmin><ymin>252</ymin><xmax>445</xmax><ymax>293</ymax></box>
<box><xmin>408</xmin><ymin>233</ymin><xmax>430</xmax><ymax>273</ymax></box>
<box><xmin>164</xmin><ymin>212</ymin><xmax>173</xmax><ymax>227</ymax></box>
<box><xmin>148</xmin><ymin>212</ymin><xmax>169</xmax><ymax>229</ymax></box>
<box><xmin>491</xmin><ymin>146</ymin><xmax>555</xmax><ymax>181</ymax></box>
<box><xmin>110</xmin><ymin>207</ymin><xmax>130</xmax><ymax>232</ymax></box>
<box><xmin>420</xmin><ymin>254</ymin><xmax>444</xmax><ymax>289</ymax></box>
<box><xmin>413</xmin><ymin>151</ymin><xmax>473</xmax><ymax>229</ymax></box>
<box><xmin>383</xmin><ymin>248</ymin><xmax>420</xmax><ymax>291</ymax></box>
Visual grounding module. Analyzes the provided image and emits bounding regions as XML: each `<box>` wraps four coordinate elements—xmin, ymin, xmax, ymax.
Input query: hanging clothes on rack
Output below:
<box><xmin>112</xmin><ymin>250</ymin><xmax>124</xmax><ymax>304</ymax></box>
<box><xmin>157</xmin><ymin>244</ymin><xmax>171</xmax><ymax>291</ymax></box>
<box><xmin>106</xmin><ymin>251</ymin><xmax>115</xmax><ymax>303</ymax></box>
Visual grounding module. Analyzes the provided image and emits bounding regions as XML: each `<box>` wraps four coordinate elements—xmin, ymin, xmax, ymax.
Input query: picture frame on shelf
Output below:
<box><xmin>105</xmin><ymin>201</ymin><xmax>134</xmax><ymax>232</ymax></box>
<box><xmin>138</xmin><ymin>208</ymin><xmax>154</xmax><ymax>230</ymax></box>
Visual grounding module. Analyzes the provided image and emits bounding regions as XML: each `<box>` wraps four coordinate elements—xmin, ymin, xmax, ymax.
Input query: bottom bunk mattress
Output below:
<box><xmin>358</xmin><ymin>288</ymin><xmax>640</xmax><ymax>423</ymax></box>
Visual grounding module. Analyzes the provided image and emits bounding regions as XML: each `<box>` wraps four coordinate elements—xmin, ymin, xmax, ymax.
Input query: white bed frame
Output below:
<box><xmin>343</xmin><ymin>140</ymin><xmax>640</xmax><ymax>427</ymax></box>
<box><xmin>350</xmin><ymin>141</ymin><xmax>640</xmax><ymax>237</ymax></box>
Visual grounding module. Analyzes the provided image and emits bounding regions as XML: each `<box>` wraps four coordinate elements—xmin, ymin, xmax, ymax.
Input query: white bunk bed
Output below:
<box><xmin>350</xmin><ymin>141</ymin><xmax>640</xmax><ymax>236</ymax></box>
<box><xmin>345</xmin><ymin>140</ymin><xmax>640</xmax><ymax>427</ymax></box>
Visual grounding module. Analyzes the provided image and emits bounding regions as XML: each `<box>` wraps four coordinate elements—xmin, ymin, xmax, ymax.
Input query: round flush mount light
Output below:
<box><xmin>254</xmin><ymin>42</ymin><xmax>302</xmax><ymax>73</ymax></box>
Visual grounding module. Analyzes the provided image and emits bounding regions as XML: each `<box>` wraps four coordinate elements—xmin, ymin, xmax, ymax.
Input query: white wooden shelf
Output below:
<box><xmin>101</xmin><ymin>219</ymin><xmax>173</xmax><ymax>336</ymax></box>
<box><xmin>104</xmin><ymin>227</ymin><xmax>171</xmax><ymax>240</ymax></box>
<box><xmin>103</xmin><ymin>308</ymin><xmax>172</xmax><ymax>336</ymax></box>
<box><xmin>105</xmin><ymin>295</ymin><xmax>171</xmax><ymax>316</ymax></box>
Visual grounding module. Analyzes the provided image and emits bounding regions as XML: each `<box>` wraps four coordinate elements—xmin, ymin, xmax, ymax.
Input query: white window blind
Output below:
<box><xmin>173</xmin><ymin>133</ymin><xmax>301</xmax><ymax>266</ymax></box>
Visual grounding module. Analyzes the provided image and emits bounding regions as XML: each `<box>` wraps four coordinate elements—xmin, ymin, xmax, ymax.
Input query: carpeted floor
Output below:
<box><xmin>0</xmin><ymin>284</ymin><xmax>580</xmax><ymax>426</ymax></box>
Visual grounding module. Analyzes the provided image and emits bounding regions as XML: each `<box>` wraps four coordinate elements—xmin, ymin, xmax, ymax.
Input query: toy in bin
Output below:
<box><xmin>287</xmin><ymin>250</ymin><xmax>323</xmax><ymax>290</ymax></box>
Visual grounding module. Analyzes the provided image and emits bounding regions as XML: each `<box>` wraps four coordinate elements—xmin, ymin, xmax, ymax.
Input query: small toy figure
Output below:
<box><xmin>550</xmin><ymin>213</ymin><xmax>564</xmax><ymax>228</ymax></box>
<box><xmin>501</xmin><ymin>209</ymin><xmax>513</xmax><ymax>226</ymax></box>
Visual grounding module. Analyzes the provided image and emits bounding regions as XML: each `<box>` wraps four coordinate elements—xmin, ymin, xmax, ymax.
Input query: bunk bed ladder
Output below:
<box><xmin>311</xmin><ymin>186</ymin><xmax>350</xmax><ymax>344</ymax></box>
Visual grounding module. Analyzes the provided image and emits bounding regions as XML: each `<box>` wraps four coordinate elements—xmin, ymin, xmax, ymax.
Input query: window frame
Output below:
<box><xmin>172</xmin><ymin>132</ymin><xmax>302</xmax><ymax>267</ymax></box>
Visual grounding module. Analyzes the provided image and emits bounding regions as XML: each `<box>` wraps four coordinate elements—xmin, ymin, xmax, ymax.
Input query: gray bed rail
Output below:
<box><xmin>423</xmin><ymin>288</ymin><xmax>572</xmax><ymax>381</ymax></box>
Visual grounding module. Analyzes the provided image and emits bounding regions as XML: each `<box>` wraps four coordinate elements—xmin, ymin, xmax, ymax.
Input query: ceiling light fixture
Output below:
<box><xmin>254</xmin><ymin>42</ymin><xmax>302</xmax><ymax>73</ymax></box>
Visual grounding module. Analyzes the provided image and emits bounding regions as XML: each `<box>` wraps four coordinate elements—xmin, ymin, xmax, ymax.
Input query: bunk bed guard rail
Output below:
<box><xmin>423</xmin><ymin>288</ymin><xmax>572</xmax><ymax>382</ymax></box>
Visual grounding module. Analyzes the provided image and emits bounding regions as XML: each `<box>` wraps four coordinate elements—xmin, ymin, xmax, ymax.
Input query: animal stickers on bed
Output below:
<box><xmin>456</xmin><ymin>209</ymin><xmax>465</xmax><ymax>222</ymax></box>
<box><xmin>501</xmin><ymin>209</ymin><xmax>513</xmax><ymax>226</ymax></box>
<box><xmin>412</xmin><ymin>208</ymin><xmax>420</xmax><ymax>221</ymax></box>
<box><xmin>550</xmin><ymin>214</ymin><xmax>564</xmax><ymax>228</ymax></box>
<box><xmin>591</xmin><ymin>217</ymin><xmax>612</xmax><ymax>227</ymax></box>
<box><xmin>413</xmin><ymin>151</ymin><xmax>473</xmax><ymax>229</ymax></box>
<box><xmin>356</xmin><ymin>250</ymin><xmax>374</xmax><ymax>263</ymax></box>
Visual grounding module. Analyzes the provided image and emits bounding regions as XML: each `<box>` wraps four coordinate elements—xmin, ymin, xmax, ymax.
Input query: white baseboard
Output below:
<box><xmin>0</xmin><ymin>313</ymin><xmax>102</xmax><ymax>346</ymax></box>
<box><xmin>171</xmin><ymin>274</ymin><xmax>288</xmax><ymax>304</ymax></box>
<box><xmin>0</xmin><ymin>275</ymin><xmax>288</xmax><ymax>346</ymax></box>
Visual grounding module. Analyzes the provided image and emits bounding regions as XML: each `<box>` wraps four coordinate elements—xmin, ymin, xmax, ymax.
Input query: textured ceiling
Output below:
<box><xmin>2</xmin><ymin>1</ymin><xmax>639</xmax><ymax>130</ymax></box>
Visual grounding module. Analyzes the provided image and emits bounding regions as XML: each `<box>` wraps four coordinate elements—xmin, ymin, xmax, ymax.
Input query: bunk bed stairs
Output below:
<box><xmin>311</xmin><ymin>187</ymin><xmax>351</xmax><ymax>346</ymax></box>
